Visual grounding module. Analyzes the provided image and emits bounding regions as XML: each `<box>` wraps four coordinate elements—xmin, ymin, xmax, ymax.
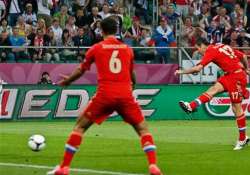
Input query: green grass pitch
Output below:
<box><xmin>0</xmin><ymin>120</ymin><xmax>249</xmax><ymax>175</ymax></box>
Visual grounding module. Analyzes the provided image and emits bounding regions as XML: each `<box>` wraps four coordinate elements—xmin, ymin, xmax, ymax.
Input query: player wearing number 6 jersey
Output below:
<box><xmin>175</xmin><ymin>38</ymin><xmax>250</xmax><ymax>151</ymax></box>
<box><xmin>47</xmin><ymin>17</ymin><xmax>163</xmax><ymax>175</ymax></box>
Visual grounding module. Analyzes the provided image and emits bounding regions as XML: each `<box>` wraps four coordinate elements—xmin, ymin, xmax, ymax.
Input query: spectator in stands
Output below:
<box><xmin>0</xmin><ymin>31</ymin><xmax>11</xmax><ymax>62</ymax></box>
<box><xmin>111</xmin><ymin>14</ymin><xmax>123</xmax><ymax>40</ymax></box>
<box><xmin>0</xmin><ymin>0</ymin><xmax>6</xmax><ymax>21</ymax></box>
<box><xmin>230</xmin><ymin>3</ymin><xmax>247</xmax><ymax>31</ymax></box>
<box><xmin>44</xmin><ymin>27</ymin><xmax>60</xmax><ymax>62</ymax></box>
<box><xmin>61</xmin><ymin>0</ymin><xmax>73</xmax><ymax>14</ymax></box>
<box><xmin>238</xmin><ymin>29</ymin><xmax>250</xmax><ymax>46</ymax></box>
<box><xmin>198</xmin><ymin>3</ymin><xmax>211</xmax><ymax>29</ymax></box>
<box><xmin>185</xmin><ymin>6</ymin><xmax>199</xmax><ymax>26</ymax></box>
<box><xmin>51</xmin><ymin>17</ymin><xmax>63</xmax><ymax>46</ymax></box>
<box><xmin>73</xmin><ymin>26</ymin><xmax>92</xmax><ymax>61</ymax></box>
<box><xmin>175</xmin><ymin>0</ymin><xmax>189</xmax><ymax>16</ymax></box>
<box><xmin>65</xmin><ymin>16</ymin><xmax>78</xmax><ymax>37</ymax></box>
<box><xmin>98</xmin><ymin>3</ymin><xmax>111</xmax><ymax>19</ymax></box>
<box><xmin>16</xmin><ymin>16</ymin><xmax>31</xmax><ymax>37</ymax></box>
<box><xmin>22</xmin><ymin>3</ymin><xmax>37</xmax><ymax>26</ymax></box>
<box><xmin>120</xmin><ymin>7</ymin><xmax>132</xmax><ymax>31</ymax></box>
<box><xmin>134</xmin><ymin>0</ymin><xmax>150</xmax><ymax>24</ymax></box>
<box><xmin>38</xmin><ymin>72</ymin><xmax>53</xmax><ymax>84</ymax></box>
<box><xmin>37</xmin><ymin>18</ymin><xmax>47</xmax><ymax>34</ymax></box>
<box><xmin>180</xmin><ymin>17</ymin><xmax>195</xmax><ymax>47</ymax></box>
<box><xmin>75</xmin><ymin>8</ymin><xmax>89</xmax><ymax>27</ymax></box>
<box><xmin>73</xmin><ymin>0</ymin><xmax>90</xmax><ymax>12</ymax></box>
<box><xmin>54</xmin><ymin>4</ymin><xmax>69</xmax><ymax>29</ymax></box>
<box><xmin>90</xmin><ymin>18</ymin><xmax>103</xmax><ymax>43</ymax></box>
<box><xmin>153</xmin><ymin>17</ymin><xmax>176</xmax><ymax>63</ymax></box>
<box><xmin>95</xmin><ymin>0</ymin><xmax>106</xmax><ymax>10</ymax></box>
<box><xmin>110</xmin><ymin>2</ymin><xmax>120</xmax><ymax>14</ymax></box>
<box><xmin>0</xmin><ymin>18</ymin><xmax>12</xmax><ymax>34</ymax></box>
<box><xmin>124</xmin><ymin>16</ymin><xmax>142</xmax><ymax>46</ymax></box>
<box><xmin>88</xmin><ymin>6</ymin><xmax>102</xmax><ymax>26</ymax></box>
<box><xmin>59</xmin><ymin>29</ymin><xmax>76</xmax><ymax>61</ymax></box>
<box><xmin>222</xmin><ymin>0</ymin><xmax>235</xmax><ymax>14</ymax></box>
<box><xmin>37</xmin><ymin>0</ymin><xmax>53</xmax><ymax>27</ymax></box>
<box><xmin>212</xmin><ymin>6</ymin><xmax>231</xmax><ymax>36</ymax></box>
<box><xmin>23</xmin><ymin>0</ymin><xmax>38</xmax><ymax>13</ymax></box>
<box><xmin>190</xmin><ymin>0</ymin><xmax>203</xmax><ymax>16</ymax></box>
<box><xmin>32</xmin><ymin>28</ymin><xmax>46</xmax><ymax>62</ymax></box>
<box><xmin>9</xmin><ymin>26</ymin><xmax>28</xmax><ymax>61</ymax></box>
<box><xmin>161</xmin><ymin>3</ymin><xmax>180</xmax><ymax>29</ymax></box>
<box><xmin>206</xmin><ymin>20</ymin><xmax>224</xmax><ymax>44</ymax></box>
<box><xmin>137</xmin><ymin>27</ymin><xmax>156</xmax><ymax>63</ymax></box>
<box><xmin>224</xmin><ymin>30</ymin><xmax>242</xmax><ymax>47</ymax></box>
<box><xmin>50</xmin><ymin>0</ymin><xmax>60</xmax><ymax>15</ymax></box>
<box><xmin>6</xmin><ymin>0</ymin><xmax>23</xmax><ymax>26</ymax></box>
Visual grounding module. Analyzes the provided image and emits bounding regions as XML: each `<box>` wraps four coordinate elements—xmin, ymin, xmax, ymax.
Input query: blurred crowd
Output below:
<box><xmin>0</xmin><ymin>0</ymin><xmax>249</xmax><ymax>63</ymax></box>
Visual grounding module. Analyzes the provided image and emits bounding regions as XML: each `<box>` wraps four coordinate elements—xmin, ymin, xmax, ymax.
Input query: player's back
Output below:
<box><xmin>91</xmin><ymin>36</ymin><xmax>134</xmax><ymax>96</ymax></box>
<box><xmin>206</xmin><ymin>44</ymin><xmax>243</xmax><ymax>73</ymax></box>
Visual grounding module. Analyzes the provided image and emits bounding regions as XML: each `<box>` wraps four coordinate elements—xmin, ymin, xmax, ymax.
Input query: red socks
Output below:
<box><xmin>141</xmin><ymin>134</ymin><xmax>157</xmax><ymax>165</ymax></box>
<box><xmin>60</xmin><ymin>131</ymin><xmax>83</xmax><ymax>168</ymax></box>
<box><xmin>236</xmin><ymin>114</ymin><xmax>246</xmax><ymax>141</ymax></box>
<box><xmin>190</xmin><ymin>93</ymin><xmax>212</xmax><ymax>110</ymax></box>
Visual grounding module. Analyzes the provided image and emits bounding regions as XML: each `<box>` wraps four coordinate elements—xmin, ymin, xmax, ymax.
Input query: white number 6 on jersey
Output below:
<box><xmin>109</xmin><ymin>50</ymin><xmax>122</xmax><ymax>74</ymax></box>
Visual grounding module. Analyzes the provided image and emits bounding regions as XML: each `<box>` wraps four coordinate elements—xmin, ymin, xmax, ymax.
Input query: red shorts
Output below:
<box><xmin>82</xmin><ymin>93</ymin><xmax>144</xmax><ymax>125</ymax></box>
<box><xmin>218</xmin><ymin>71</ymin><xmax>249</xmax><ymax>103</ymax></box>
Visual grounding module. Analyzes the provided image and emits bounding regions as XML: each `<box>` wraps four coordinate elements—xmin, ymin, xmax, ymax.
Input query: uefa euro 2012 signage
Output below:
<box><xmin>0</xmin><ymin>85</ymin><xmax>249</xmax><ymax>120</ymax></box>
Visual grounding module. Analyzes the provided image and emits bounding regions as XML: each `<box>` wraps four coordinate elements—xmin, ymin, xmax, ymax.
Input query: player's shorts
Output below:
<box><xmin>81</xmin><ymin>93</ymin><xmax>145</xmax><ymax>125</ymax></box>
<box><xmin>218</xmin><ymin>70</ymin><xmax>249</xmax><ymax>103</ymax></box>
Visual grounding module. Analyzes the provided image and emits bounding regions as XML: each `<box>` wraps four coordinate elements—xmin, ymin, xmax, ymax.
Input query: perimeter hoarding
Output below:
<box><xmin>0</xmin><ymin>85</ymin><xmax>249</xmax><ymax>120</ymax></box>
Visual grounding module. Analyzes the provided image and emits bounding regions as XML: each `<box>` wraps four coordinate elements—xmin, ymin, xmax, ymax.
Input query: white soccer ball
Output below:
<box><xmin>28</xmin><ymin>134</ymin><xmax>46</xmax><ymax>152</ymax></box>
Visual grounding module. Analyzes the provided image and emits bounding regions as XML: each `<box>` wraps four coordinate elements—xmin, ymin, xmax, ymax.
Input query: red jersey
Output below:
<box><xmin>199</xmin><ymin>44</ymin><xmax>244</xmax><ymax>74</ymax></box>
<box><xmin>80</xmin><ymin>36</ymin><xmax>134</xmax><ymax>96</ymax></box>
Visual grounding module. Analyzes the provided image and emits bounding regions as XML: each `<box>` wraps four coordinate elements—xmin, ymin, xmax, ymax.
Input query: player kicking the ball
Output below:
<box><xmin>175</xmin><ymin>38</ymin><xmax>250</xmax><ymax>151</ymax></box>
<box><xmin>47</xmin><ymin>17</ymin><xmax>163</xmax><ymax>175</ymax></box>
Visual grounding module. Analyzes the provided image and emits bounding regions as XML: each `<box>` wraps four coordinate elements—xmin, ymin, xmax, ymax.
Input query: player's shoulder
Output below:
<box><xmin>206</xmin><ymin>45</ymin><xmax>217</xmax><ymax>52</ymax></box>
<box><xmin>88</xmin><ymin>42</ymin><xmax>102</xmax><ymax>52</ymax></box>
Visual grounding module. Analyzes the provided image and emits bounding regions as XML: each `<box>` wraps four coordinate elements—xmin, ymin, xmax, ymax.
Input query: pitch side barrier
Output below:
<box><xmin>0</xmin><ymin>85</ymin><xmax>249</xmax><ymax>121</ymax></box>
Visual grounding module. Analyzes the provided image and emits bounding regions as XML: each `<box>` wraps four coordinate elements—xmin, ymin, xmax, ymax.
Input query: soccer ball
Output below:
<box><xmin>28</xmin><ymin>134</ymin><xmax>46</xmax><ymax>152</ymax></box>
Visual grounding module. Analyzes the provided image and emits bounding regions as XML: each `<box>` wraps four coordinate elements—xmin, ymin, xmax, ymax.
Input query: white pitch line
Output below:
<box><xmin>0</xmin><ymin>162</ymin><xmax>144</xmax><ymax>175</ymax></box>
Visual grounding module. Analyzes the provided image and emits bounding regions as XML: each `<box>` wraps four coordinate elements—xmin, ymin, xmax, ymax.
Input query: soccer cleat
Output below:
<box><xmin>149</xmin><ymin>164</ymin><xmax>163</xmax><ymax>175</ymax></box>
<box><xmin>233</xmin><ymin>136</ymin><xmax>250</xmax><ymax>151</ymax></box>
<box><xmin>47</xmin><ymin>165</ymin><xmax>69</xmax><ymax>175</ymax></box>
<box><xmin>179</xmin><ymin>101</ymin><xmax>193</xmax><ymax>113</ymax></box>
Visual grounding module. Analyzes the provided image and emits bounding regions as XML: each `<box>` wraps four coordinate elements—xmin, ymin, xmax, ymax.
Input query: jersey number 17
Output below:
<box><xmin>218</xmin><ymin>45</ymin><xmax>236</xmax><ymax>59</ymax></box>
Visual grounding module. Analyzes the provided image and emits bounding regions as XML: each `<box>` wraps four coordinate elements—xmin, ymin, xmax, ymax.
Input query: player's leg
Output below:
<box><xmin>60</xmin><ymin>116</ymin><xmax>94</xmax><ymax>167</ymax></box>
<box><xmin>232</xmin><ymin>102</ymin><xmax>249</xmax><ymax>150</ymax></box>
<box><xmin>47</xmin><ymin>115</ymin><xmax>93</xmax><ymax>175</ymax></box>
<box><xmin>179</xmin><ymin>81</ymin><xmax>224</xmax><ymax>113</ymax></box>
<box><xmin>133</xmin><ymin>121</ymin><xmax>162</xmax><ymax>175</ymax></box>
<box><xmin>117</xmin><ymin>98</ymin><xmax>162</xmax><ymax>175</ymax></box>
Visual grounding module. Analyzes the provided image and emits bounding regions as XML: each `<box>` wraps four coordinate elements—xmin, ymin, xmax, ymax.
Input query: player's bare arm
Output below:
<box><xmin>58</xmin><ymin>66</ymin><xmax>85</xmax><ymax>86</ymax></box>
<box><xmin>175</xmin><ymin>64</ymin><xmax>203</xmax><ymax>75</ymax></box>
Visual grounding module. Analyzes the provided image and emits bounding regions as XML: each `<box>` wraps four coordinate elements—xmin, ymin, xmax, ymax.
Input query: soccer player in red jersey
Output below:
<box><xmin>175</xmin><ymin>38</ymin><xmax>250</xmax><ymax>150</ymax></box>
<box><xmin>47</xmin><ymin>17</ymin><xmax>163</xmax><ymax>175</ymax></box>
